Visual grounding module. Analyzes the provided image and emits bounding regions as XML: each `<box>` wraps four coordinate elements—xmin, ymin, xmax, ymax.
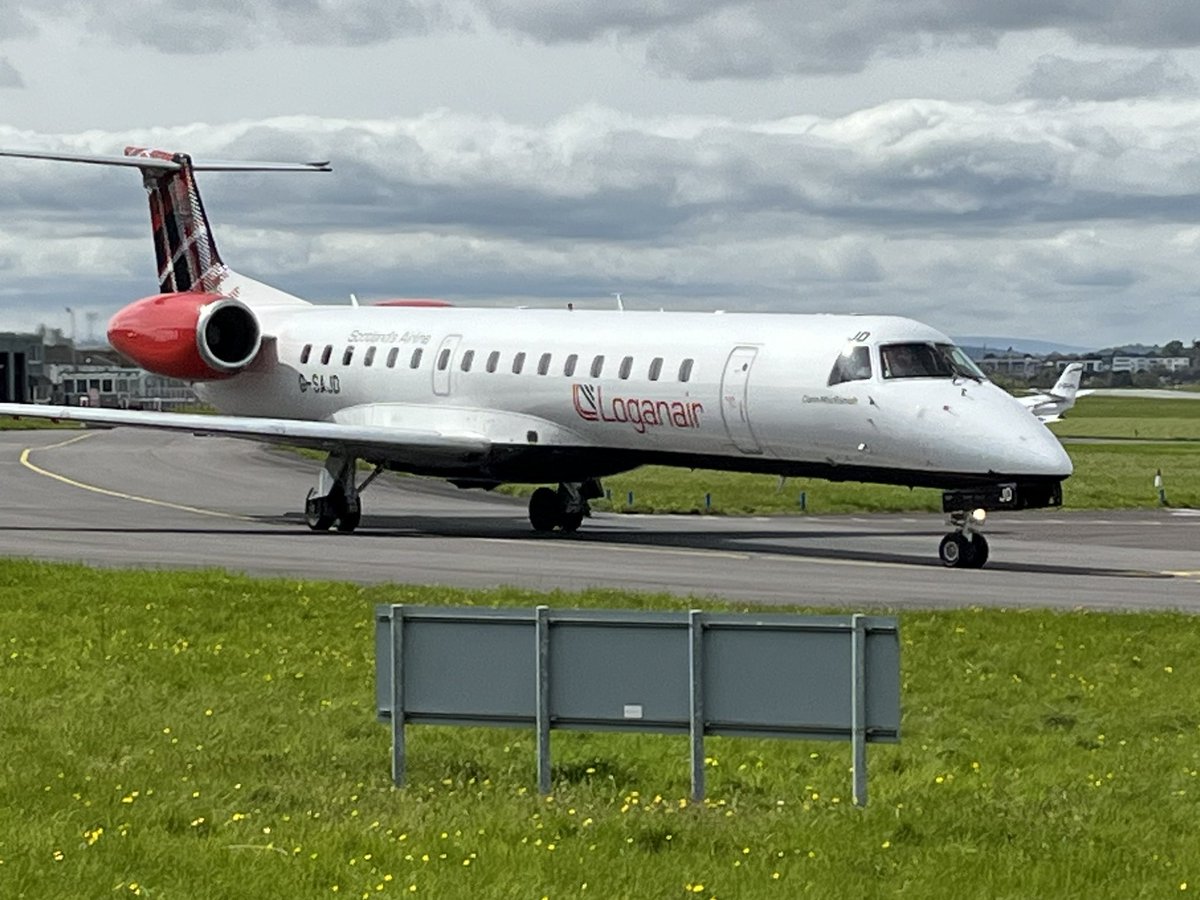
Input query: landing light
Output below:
<box><xmin>970</xmin><ymin>509</ymin><xmax>986</xmax><ymax>525</ymax></box>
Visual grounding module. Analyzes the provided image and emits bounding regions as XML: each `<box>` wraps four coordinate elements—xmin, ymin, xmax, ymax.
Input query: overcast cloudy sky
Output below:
<box><xmin>3</xmin><ymin>1</ymin><xmax>1200</xmax><ymax>349</ymax></box>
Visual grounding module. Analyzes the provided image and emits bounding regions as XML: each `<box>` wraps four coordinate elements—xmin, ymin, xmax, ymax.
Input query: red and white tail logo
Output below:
<box><xmin>125</xmin><ymin>147</ymin><xmax>226</xmax><ymax>294</ymax></box>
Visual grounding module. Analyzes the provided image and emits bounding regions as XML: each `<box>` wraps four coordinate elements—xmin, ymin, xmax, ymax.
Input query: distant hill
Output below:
<box><xmin>954</xmin><ymin>336</ymin><xmax>1095</xmax><ymax>358</ymax></box>
<box><xmin>1093</xmin><ymin>343</ymin><xmax>1158</xmax><ymax>356</ymax></box>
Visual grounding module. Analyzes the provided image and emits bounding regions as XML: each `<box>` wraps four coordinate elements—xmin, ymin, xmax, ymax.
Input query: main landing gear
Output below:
<box><xmin>528</xmin><ymin>479</ymin><xmax>603</xmax><ymax>534</ymax></box>
<box><xmin>304</xmin><ymin>451</ymin><xmax>383</xmax><ymax>534</ymax></box>
<box><xmin>939</xmin><ymin>510</ymin><xmax>989</xmax><ymax>569</ymax></box>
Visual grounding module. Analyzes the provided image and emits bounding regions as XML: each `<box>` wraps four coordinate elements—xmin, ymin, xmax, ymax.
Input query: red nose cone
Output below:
<box><xmin>107</xmin><ymin>291</ymin><xmax>233</xmax><ymax>380</ymax></box>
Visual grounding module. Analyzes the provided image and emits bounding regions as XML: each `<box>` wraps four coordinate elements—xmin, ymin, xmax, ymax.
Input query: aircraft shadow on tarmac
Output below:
<box><xmin>0</xmin><ymin>514</ymin><xmax>1168</xmax><ymax>580</ymax></box>
<box><xmin>260</xmin><ymin>512</ymin><xmax>1167</xmax><ymax>579</ymax></box>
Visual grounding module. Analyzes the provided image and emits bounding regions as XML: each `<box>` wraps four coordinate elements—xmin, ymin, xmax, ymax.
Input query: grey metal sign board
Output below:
<box><xmin>375</xmin><ymin>605</ymin><xmax>899</xmax><ymax>805</ymax></box>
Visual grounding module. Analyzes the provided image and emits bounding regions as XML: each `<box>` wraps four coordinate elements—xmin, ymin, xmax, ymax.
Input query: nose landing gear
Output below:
<box><xmin>938</xmin><ymin>517</ymin><xmax>989</xmax><ymax>569</ymax></box>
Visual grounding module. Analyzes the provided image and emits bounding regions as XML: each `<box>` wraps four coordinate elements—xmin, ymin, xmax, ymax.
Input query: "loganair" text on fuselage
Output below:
<box><xmin>573</xmin><ymin>384</ymin><xmax>704</xmax><ymax>434</ymax></box>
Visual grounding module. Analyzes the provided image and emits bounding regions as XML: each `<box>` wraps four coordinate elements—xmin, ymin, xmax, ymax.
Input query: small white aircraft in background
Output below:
<box><xmin>0</xmin><ymin>147</ymin><xmax>1072</xmax><ymax>568</ymax></box>
<box><xmin>1018</xmin><ymin>363</ymin><xmax>1091</xmax><ymax>423</ymax></box>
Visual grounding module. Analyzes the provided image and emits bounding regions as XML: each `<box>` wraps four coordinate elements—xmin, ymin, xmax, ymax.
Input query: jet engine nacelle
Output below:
<box><xmin>107</xmin><ymin>291</ymin><xmax>262</xmax><ymax>380</ymax></box>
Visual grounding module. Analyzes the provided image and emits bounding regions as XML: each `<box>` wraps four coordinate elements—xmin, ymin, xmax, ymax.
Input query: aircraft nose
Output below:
<box><xmin>992</xmin><ymin>399</ymin><xmax>1073</xmax><ymax>478</ymax></box>
<box><xmin>1021</xmin><ymin>424</ymin><xmax>1073</xmax><ymax>477</ymax></box>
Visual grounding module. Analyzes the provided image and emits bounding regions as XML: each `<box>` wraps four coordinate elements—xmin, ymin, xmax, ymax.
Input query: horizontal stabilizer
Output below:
<box><xmin>0</xmin><ymin>148</ymin><xmax>330</xmax><ymax>172</ymax></box>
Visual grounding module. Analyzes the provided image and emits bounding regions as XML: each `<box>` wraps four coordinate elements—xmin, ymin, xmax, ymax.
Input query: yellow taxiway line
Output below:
<box><xmin>20</xmin><ymin>433</ymin><xmax>252</xmax><ymax>522</ymax></box>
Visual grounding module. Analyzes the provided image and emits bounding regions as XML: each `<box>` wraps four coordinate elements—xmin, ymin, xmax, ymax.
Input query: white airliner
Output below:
<box><xmin>0</xmin><ymin>147</ymin><xmax>1072</xmax><ymax>568</ymax></box>
<box><xmin>1017</xmin><ymin>363</ymin><xmax>1091</xmax><ymax>423</ymax></box>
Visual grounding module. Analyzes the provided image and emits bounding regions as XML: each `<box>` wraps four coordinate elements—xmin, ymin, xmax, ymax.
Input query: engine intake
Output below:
<box><xmin>198</xmin><ymin>298</ymin><xmax>261</xmax><ymax>372</ymax></box>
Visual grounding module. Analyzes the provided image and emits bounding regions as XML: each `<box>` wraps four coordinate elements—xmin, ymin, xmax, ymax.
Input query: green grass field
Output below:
<box><xmin>1049</xmin><ymin>395</ymin><xmax>1200</xmax><ymax>440</ymax></box>
<box><xmin>0</xmin><ymin>416</ymin><xmax>80</xmax><ymax>431</ymax></box>
<box><xmin>2</xmin><ymin>561</ymin><xmax>1199</xmax><ymax>898</ymax></box>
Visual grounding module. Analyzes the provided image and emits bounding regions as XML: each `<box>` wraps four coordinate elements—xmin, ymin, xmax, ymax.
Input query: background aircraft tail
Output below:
<box><xmin>1016</xmin><ymin>362</ymin><xmax>1087</xmax><ymax>422</ymax></box>
<box><xmin>1048</xmin><ymin>362</ymin><xmax>1083</xmax><ymax>401</ymax></box>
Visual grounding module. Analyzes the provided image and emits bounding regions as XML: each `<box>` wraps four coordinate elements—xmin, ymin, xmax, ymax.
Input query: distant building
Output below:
<box><xmin>968</xmin><ymin>337</ymin><xmax>1200</xmax><ymax>380</ymax></box>
<box><xmin>976</xmin><ymin>352</ymin><xmax>1042</xmax><ymax>378</ymax></box>
<box><xmin>0</xmin><ymin>332</ymin><xmax>47</xmax><ymax>402</ymax></box>
<box><xmin>0</xmin><ymin>330</ymin><xmax>195</xmax><ymax>408</ymax></box>
<box><xmin>1110</xmin><ymin>356</ymin><xmax>1154</xmax><ymax>373</ymax></box>
<box><xmin>1152</xmin><ymin>357</ymin><xmax>1192</xmax><ymax>372</ymax></box>
<box><xmin>1109</xmin><ymin>355</ymin><xmax>1192</xmax><ymax>374</ymax></box>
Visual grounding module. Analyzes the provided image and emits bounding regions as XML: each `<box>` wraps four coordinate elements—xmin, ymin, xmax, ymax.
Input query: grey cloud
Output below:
<box><xmin>1053</xmin><ymin>262</ymin><xmax>1139</xmax><ymax>287</ymax></box>
<box><xmin>9</xmin><ymin>100</ymin><xmax>1200</xmax><ymax>244</ymax></box>
<box><xmin>478</xmin><ymin>0</ymin><xmax>1200</xmax><ymax>80</ymax></box>
<box><xmin>1018</xmin><ymin>54</ymin><xmax>1197</xmax><ymax>100</ymax></box>
<box><xmin>3</xmin><ymin>103</ymin><xmax>1200</xmax><ymax>345</ymax></box>
<box><xmin>0</xmin><ymin>56</ymin><xmax>21</xmax><ymax>87</ymax></box>
<box><xmin>0</xmin><ymin>2</ymin><xmax>37</xmax><ymax>42</ymax></box>
<box><xmin>474</xmin><ymin>0</ymin><xmax>698</xmax><ymax>43</ymax></box>
<box><xmin>9</xmin><ymin>0</ymin><xmax>1200</xmax><ymax>79</ymax></box>
<box><xmin>80</xmin><ymin>0</ymin><xmax>439</xmax><ymax>54</ymax></box>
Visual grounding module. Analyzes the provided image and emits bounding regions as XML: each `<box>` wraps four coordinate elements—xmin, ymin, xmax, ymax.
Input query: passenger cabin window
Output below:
<box><xmin>409</xmin><ymin>348</ymin><xmax>422</xmax><ymax>369</ymax></box>
<box><xmin>880</xmin><ymin>342</ymin><xmax>987</xmax><ymax>382</ymax></box>
<box><xmin>619</xmin><ymin>356</ymin><xmax>633</xmax><ymax>380</ymax></box>
<box><xmin>386</xmin><ymin>347</ymin><xmax>399</xmax><ymax>368</ymax></box>
<box><xmin>538</xmin><ymin>352</ymin><xmax>552</xmax><ymax>375</ymax></box>
<box><xmin>300</xmin><ymin>344</ymin><xmax>312</xmax><ymax>364</ymax></box>
<box><xmin>486</xmin><ymin>351</ymin><xmax>500</xmax><ymax>373</ymax></box>
<box><xmin>512</xmin><ymin>352</ymin><xmax>526</xmax><ymax>374</ymax></box>
<box><xmin>648</xmin><ymin>357</ymin><xmax>663</xmax><ymax>381</ymax></box>
<box><xmin>437</xmin><ymin>348</ymin><xmax>451</xmax><ymax>371</ymax></box>
<box><xmin>461</xmin><ymin>349</ymin><xmax>475</xmax><ymax>372</ymax></box>
<box><xmin>320</xmin><ymin>345</ymin><xmax>333</xmax><ymax>365</ymax></box>
<box><xmin>678</xmin><ymin>359</ymin><xmax>694</xmax><ymax>382</ymax></box>
<box><xmin>363</xmin><ymin>346</ymin><xmax>376</xmax><ymax>367</ymax></box>
<box><xmin>590</xmin><ymin>355</ymin><xmax>605</xmax><ymax>378</ymax></box>
<box><xmin>827</xmin><ymin>345</ymin><xmax>872</xmax><ymax>386</ymax></box>
<box><xmin>564</xmin><ymin>353</ymin><xmax>578</xmax><ymax>377</ymax></box>
<box><xmin>342</xmin><ymin>347</ymin><xmax>354</xmax><ymax>366</ymax></box>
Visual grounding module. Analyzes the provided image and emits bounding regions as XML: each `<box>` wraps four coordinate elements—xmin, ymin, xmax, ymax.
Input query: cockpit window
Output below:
<box><xmin>941</xmin><ymin>344</ymin><xmax>988</xmax><ymax>381</ymax></box>
<box><xmin>828</xmin><ymin>345</ymin><xmax>873</xmax><ymax>386</ymax></box>
<box><xmin>880</xmin><ymin>342</ymin><xmax>987</xmax><ymax>382</ymax></box>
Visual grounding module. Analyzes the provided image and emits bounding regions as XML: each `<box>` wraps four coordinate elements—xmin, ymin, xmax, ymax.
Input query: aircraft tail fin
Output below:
<box><xmin>1048</xmin><ymin>363</ymin><xmax>1083</xmax><ymax>402</ymax></box>
<box><xmin>125</xmin><ymin>147</ymin><xmax>225</xmax><ymax>294</ymax></box>
<box><xmin>0</xmin><ymin>146</ymin><xmax>329</xmax><ymax>297</ymax></box>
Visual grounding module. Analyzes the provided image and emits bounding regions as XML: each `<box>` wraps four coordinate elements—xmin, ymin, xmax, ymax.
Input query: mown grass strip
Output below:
<box><xmin>1</xmin><ymin>561</ymin><xmax>1198</xmax><ymax>898</ymax></box>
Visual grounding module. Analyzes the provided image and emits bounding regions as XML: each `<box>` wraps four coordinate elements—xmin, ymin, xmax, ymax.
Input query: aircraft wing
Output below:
<box><xmin>0</xmin><ymin>404</ymin><xmax>490</xmax><ymax>461</ymax></box>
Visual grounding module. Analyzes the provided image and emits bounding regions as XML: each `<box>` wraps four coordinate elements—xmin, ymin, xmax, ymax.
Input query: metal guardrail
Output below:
<box><xmin>375</xmin><ymin>605</ymin><xmax>900</xmax><ymax>806</ymax></box>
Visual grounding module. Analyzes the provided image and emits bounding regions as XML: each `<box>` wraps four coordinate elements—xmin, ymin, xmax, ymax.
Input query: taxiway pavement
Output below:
<box><xmin>1</xmin><ymin>429</ymin><xmax>1197</xmax><ymax>611</ymax></box>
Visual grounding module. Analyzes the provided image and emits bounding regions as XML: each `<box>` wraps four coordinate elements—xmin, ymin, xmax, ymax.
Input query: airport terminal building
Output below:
<box><xmin>0</xmin><ymin>332</ymin><xmax>46</xmax><ymax>403</ymax></box>
<box><xmin>0</xmin><ymin>329</ymin><xmax>194</xmax><ymax>409</ymax></box>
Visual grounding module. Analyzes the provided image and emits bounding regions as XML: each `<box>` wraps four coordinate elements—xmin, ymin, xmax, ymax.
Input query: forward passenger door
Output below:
<box><xmin>720</xmin><ymin>346</ymin><xmax>762</xmax><ymax>454</ymax></box>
